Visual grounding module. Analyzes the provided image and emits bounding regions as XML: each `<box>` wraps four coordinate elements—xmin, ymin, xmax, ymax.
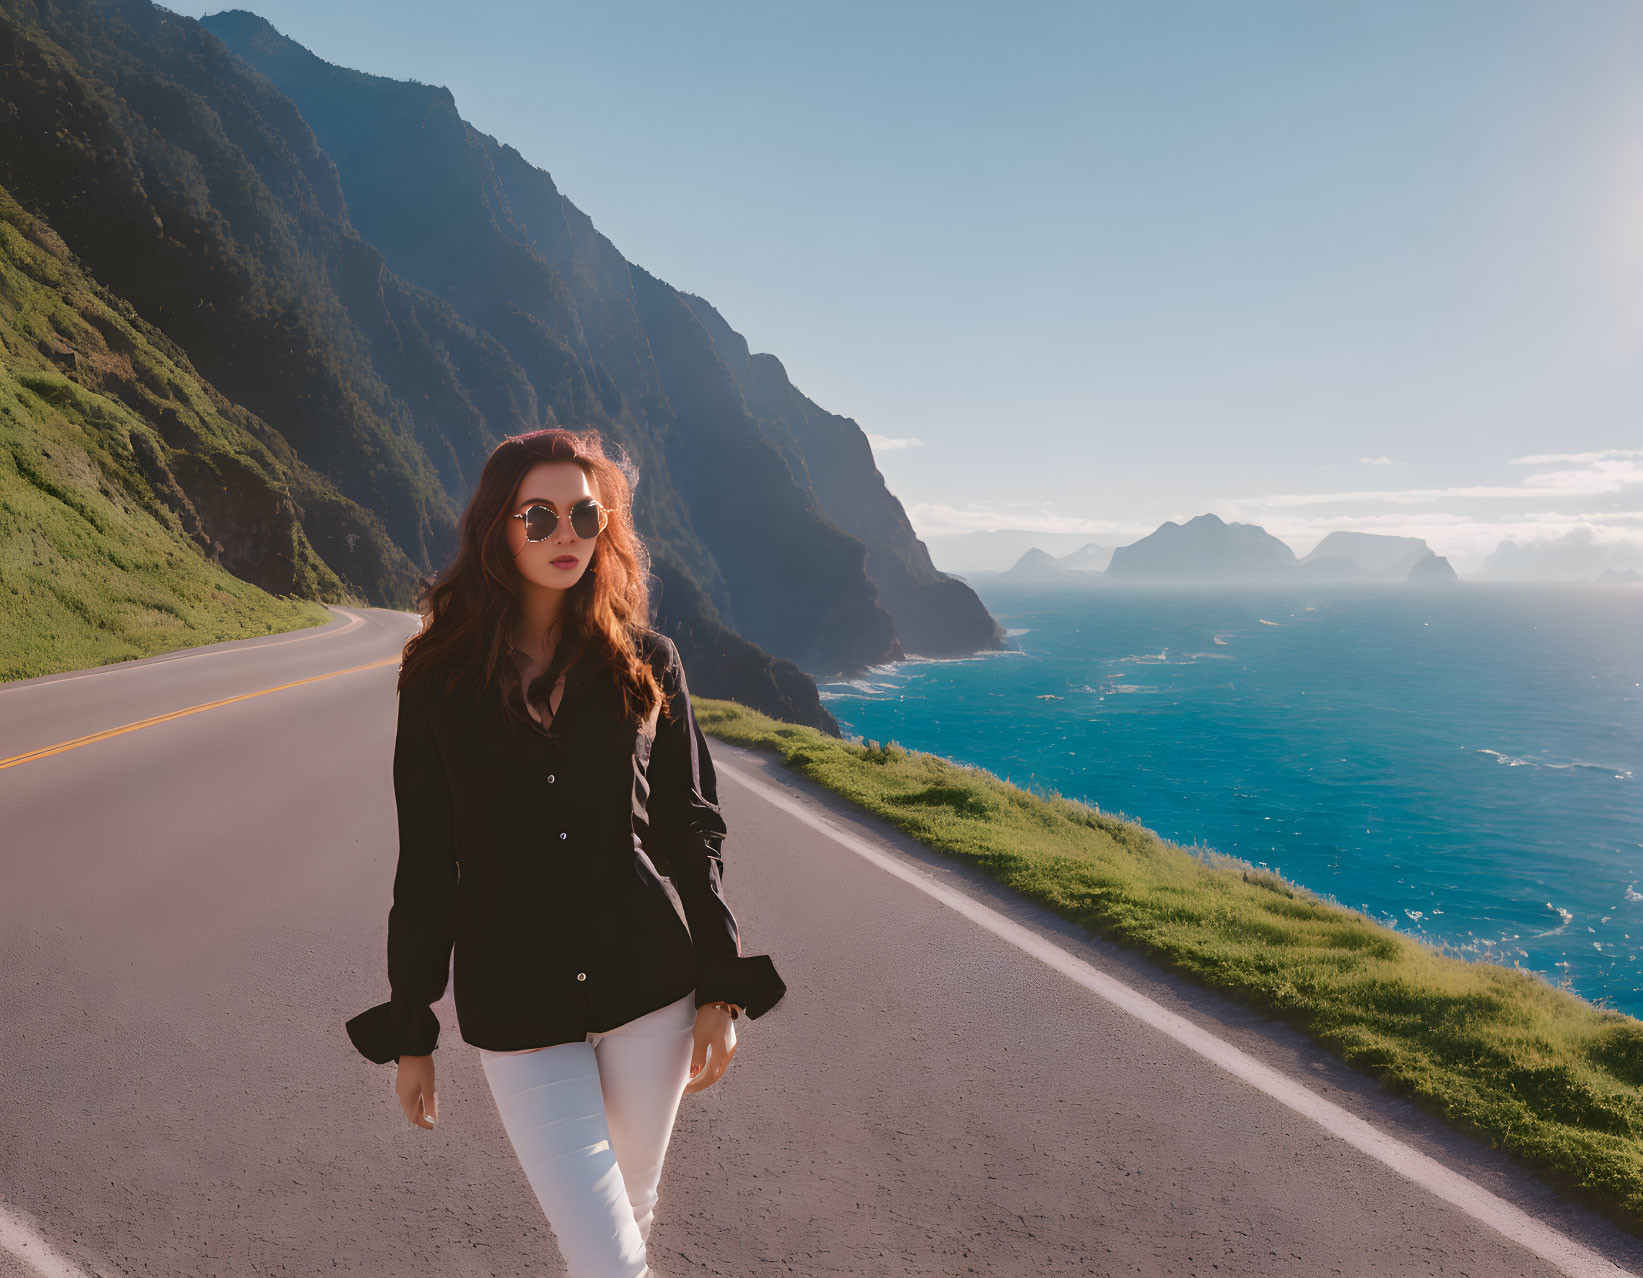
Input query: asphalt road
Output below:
<box><xmin>3</xmin><ymin>605</ymin><xmax>1641</xmax><ymax>1277</ymax></box>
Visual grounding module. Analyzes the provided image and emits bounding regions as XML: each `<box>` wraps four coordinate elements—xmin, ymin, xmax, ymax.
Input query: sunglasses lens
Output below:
<box><xmin>524</xmin><ymin>505</ymin><xmax>558</xmax><ymax>541</ymax></box>
<box><xmin>521</xmin><ymin>501</ymin><xmax>607</xmax><ymax>541</ymax></box>
<box><xmin>569</xmin><ymin>500</ymin><xmax>606</xmax><ymax>539</ymax></box>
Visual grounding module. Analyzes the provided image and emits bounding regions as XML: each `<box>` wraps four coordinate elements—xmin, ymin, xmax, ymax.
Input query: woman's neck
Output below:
<box><xmin>509</xmin><ymin>599</ymin><xmax>565</xmax><ymax>665</ymax></box>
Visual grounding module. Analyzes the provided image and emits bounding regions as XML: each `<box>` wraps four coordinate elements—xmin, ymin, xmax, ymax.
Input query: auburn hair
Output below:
<box><xmin>397</xmin><ymin>427</ymin><xmax>670</xmax><ymax>733</ymax></box>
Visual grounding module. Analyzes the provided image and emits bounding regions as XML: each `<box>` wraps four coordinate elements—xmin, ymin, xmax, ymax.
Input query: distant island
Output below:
<box><xmin>1105</xmin><ymin>514</ymin><xmax>1297</xmax><ymax>582</ymax></box>
<box><xmin>967</xmin><ymin>514</ymin><xmax>1481</xmax><ymax>585</ymax></box>
<box><xmin>1298</xmin><ymin>531</ymin><xmax>1430</xmax><ymax>580</ymax></box>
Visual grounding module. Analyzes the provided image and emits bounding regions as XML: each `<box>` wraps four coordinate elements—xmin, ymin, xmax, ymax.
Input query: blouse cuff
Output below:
<box><xmin>692</xmin><ymin>952</ymin><xmax>787</xmax><ymax>1020</ymax></box>
<box><xmin>344</xmin><ymin>1000</ymin><xmax>441</xmax><ymax>1065</ymax></box>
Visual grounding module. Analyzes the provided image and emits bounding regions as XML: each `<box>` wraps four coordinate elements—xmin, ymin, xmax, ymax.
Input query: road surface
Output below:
<box><xmin>2</xmin><ymin>605</ymin><xmax>1640</xmax><ymax>1276</ymax></box>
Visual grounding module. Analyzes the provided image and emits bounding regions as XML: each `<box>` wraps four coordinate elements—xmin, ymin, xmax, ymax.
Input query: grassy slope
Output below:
<box><xmin>0</xmin><ymin>185</ymin><xmax>338</xmax><ymax>680</ymax></box>
<box><xmin>696</xmin><ymin>697</ymin><xmax>1643</xmax><ymax>1236</ymax></box>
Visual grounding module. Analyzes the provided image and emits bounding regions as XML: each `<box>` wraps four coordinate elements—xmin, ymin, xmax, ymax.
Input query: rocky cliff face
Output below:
<box><xmin>201</xmin><ymin>9</ymin><xmax>1003</xmax><ymax>670</ymax></box>
<box><xmin>675</xmin><ymin>293</ymin><xmax>1005</xmax><ymax>658</ymax></box>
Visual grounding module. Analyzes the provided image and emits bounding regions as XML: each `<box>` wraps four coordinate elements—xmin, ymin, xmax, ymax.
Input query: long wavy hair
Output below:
<box><xmin>397</xmin><ymin>427</ymin><xmax>670</xmax><ymax>734</ymax></box>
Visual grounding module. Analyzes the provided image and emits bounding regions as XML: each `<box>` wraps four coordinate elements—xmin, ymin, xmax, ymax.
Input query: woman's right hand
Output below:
<box><xmin>395</xmin><ymin>1054</ymin><xmax>438</xmax><ymax>1128</ymax></box>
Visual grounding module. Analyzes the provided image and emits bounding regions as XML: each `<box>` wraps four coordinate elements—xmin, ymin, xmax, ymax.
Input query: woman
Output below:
<box><xmin>344</xmin><ymin>426</ymin><xmax>787</xmax><ymax>1277</ymax></box>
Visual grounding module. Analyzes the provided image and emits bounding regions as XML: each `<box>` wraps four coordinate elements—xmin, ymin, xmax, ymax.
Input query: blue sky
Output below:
<box><xmin>173</xmin><ymin>0</ymin><xmax>1643</xmax><ymax>573</ymax></box>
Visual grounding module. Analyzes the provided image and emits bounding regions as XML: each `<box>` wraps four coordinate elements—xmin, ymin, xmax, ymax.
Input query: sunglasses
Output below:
<box><xmin>509</xmin><ymin>498</ymin><xmax>620</xmax><ymax>542</ymax></box>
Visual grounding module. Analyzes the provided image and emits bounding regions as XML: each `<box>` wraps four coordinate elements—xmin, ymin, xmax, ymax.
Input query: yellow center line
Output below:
<box><xmin>0</xmin><ymin>656</ymin><xmax>403</xmax><ymax>771</ymax></box>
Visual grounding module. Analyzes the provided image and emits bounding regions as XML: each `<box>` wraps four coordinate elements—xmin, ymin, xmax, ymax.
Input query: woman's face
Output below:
<box><xmin>507</xmin><ymin>460</ymin><xmax>603</xmax><ymax>593</ymax></box>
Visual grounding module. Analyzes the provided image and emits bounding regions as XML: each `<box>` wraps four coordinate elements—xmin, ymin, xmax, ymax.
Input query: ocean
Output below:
<box><xmin>818</xmin><ymin>581</ymin><xmax>1643</xmax><ymax>1018</ymax></box>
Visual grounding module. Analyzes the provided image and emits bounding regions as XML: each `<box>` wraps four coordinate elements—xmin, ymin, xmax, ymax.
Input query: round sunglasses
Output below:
<box><xmin>509</xmin><ymin>498</ymin><xmax>621</xmax><ymax>542</ymax></box>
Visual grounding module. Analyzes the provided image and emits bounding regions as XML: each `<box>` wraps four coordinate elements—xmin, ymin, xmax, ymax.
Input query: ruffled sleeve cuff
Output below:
<box><xmin>344</xmin><ymin>1000</ymin><xmax>441</xmax><ymax>1065</ymax></box>
<box><xmin>692</xmin><ymin>952</ymin><xmax>787</xmax><ymax>1020</ymax></box>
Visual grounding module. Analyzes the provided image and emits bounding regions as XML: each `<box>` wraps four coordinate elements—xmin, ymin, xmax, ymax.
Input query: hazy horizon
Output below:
<box><xmin>922</xmin><ymin>517</ymin><xmax>1643</xmax><ymax>580</ymax></box>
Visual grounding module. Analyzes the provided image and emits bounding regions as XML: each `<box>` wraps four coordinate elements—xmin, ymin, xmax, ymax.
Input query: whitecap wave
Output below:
<box><xmin>1479</xmin><ymin>749</ymin><xmax>1533</xmax><ymax>767</ymax></box>
<box><xmin>1112</xmin><ymin>649</ymin><xmax>1169</xmax><ymax>665</ymax></box>
<box><xmin>1531</xmin><ymin>903</ymin><xmax>1575</xmax><ymax>937</ymax></box>
<box><xmin>1477</xmin><ymin>748</ymin><xmax>1632</xmax><ymax>778</ymax></box>
<box><xmin>822</xmin><ymin>677</ymin><xmax>899</xmax><ymax>698</ymax></box>
<box><xmin>1544</xmin><ymin>760</ymin><xmax>1634</xmax><ymax>779</ymax></box>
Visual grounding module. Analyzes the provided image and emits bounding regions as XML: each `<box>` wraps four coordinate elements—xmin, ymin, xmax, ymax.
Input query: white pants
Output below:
<box><xmin>477</xmin><ymin>991</ymin><xmax>697</xmax><ymax>1278</ymax></box>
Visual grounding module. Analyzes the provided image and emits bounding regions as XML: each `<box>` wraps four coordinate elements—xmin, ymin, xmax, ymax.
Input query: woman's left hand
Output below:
<box><xmin>683</xmin><ymin>1002</ymin><xmax>739</xmax><ymax>1093</ymax></box>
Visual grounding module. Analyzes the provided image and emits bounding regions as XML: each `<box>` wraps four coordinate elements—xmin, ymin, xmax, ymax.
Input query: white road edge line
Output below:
<box><xmin>718</xmin><ymin>757</ymin><xmax>1639</xmax><ymax>1278</ymax></box>
<box><xmin>0</xmin><ymin>1200</ymin><xmax>93</xmax><ymax>1277</ymax></box>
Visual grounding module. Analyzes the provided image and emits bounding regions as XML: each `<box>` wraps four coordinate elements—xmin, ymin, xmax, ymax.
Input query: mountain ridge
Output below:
<box><xmin>201</xmin><ymin>7</ymin><xmax>1002</xmax><ymax>668</ymax></box>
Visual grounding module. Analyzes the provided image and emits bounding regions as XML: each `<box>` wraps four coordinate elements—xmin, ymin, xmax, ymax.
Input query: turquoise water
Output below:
<box><xmin>820</xmin><ymin>582</ymin><xmax>1643</xmax><ymax>1017</ymax></box>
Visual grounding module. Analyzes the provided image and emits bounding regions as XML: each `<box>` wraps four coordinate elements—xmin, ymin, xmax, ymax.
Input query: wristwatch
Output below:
<box><xmin>710</xmin><ymin>1000</ymin><xmax>742</xmax><ymax>1021</ymax></box>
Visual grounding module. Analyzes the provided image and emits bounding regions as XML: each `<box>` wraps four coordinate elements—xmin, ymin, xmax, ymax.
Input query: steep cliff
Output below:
<box><xmin>202</xmin><ymin>8</ymin><xmax>1002</xmax><ymax>668</ymax></box>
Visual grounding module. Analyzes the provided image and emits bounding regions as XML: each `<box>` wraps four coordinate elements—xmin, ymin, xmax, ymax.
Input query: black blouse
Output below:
<box><xmin>344</xmin><ymin>628</ymin><xmax>787</xmax><ymax>1065</ymax></box>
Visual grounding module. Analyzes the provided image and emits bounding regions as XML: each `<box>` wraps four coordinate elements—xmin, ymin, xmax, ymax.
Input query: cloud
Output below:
<box><xmin>866</xmin><ymin>433</ymin><xmax>923</xmax><ymax>452</ymax></box>
<box><xmin>1517</xmin><ymin>457</ymin><xmax>1643</xmax><ymax>493</ymax></box>
<box><xmin>1509</xmin><ymin>448</ymin><xmax>1643</xmax><ymax>465</ymax></box>
<box><xmin>1234</xmin><ymin>452</ymin><xmax>1643</xmax><ymax>507</ymax></box>
<box><xmin>1239</xmin><ymin>484</ymin><xmax>1577</xmax><ymax>506</ymax></box>
<box><xmin>1359</xmin><ymin>455</ymin><xmax>1394</xmax><ymax>466</ymax></box>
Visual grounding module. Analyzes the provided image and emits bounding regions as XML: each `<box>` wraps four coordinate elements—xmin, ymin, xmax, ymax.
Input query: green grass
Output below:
<box><xmin>0</xmin><ymin>184</ymin><xmax>341</xmax><ymax>681</ymax></box>
<box><xmin>0</xmin><ymin>368</ymin><xmax>336</xmax><ymax>675</ymax></box>
<box><xmin>696</xmin><ymin>697</ymin><xmax>1643</xmax><ymax>1236</ymax></box>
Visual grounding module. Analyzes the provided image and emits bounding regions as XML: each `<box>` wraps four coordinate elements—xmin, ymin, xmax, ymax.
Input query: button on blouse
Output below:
<box><xmin>343</xmin><ymin>629</ymin><xmax>787</xmax><ymax>1064</ymax></box>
